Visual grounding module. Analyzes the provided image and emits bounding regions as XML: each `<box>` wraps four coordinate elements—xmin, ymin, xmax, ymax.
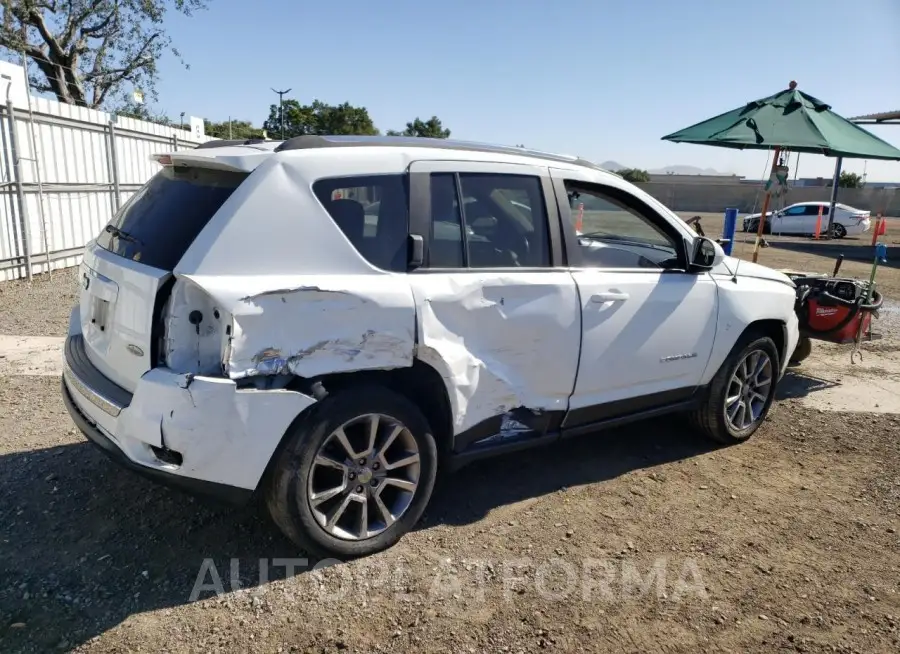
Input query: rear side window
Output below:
<box><xmin>96</xmin><ymin>166</ymin><xmax>247</xmax><ymax>270</ymax></box>
<box><xmin>427</xmin><ymin>172</ymin><xmax>551</xmax><ymax>269</ymax></box>
<box><xmin>312</xmin><ymin>174</ymin><xmax>409</xmax><ymax>272</ymax></box>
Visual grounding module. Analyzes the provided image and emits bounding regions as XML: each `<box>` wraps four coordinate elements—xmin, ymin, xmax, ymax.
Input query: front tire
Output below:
<box><xmin>265</xmin><ymin>386</ymin><xmax>438</xmax><ymax>559</ymax></box>
<box><xmin>789</xmin><ymin>336</ymin><xmax>812</xmax><ymax>364</ymax></box>
<box><xmin>690</xmin><ymin>332</ymin><xmax>780</xmax><ymax>444</ymax></box>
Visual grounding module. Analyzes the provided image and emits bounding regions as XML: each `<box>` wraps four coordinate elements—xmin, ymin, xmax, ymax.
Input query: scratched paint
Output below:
<box><xmin>182</xmin><ymin>273</ymin><xmax>418</xmax><ymax>381</ymax></box>
<box><xmin>164</xmin><ymin>269</ymin><xmax>584</xmax><ymax>438</ymax></box>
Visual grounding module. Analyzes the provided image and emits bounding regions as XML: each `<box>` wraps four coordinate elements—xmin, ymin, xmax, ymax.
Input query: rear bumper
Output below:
<box><xmin>61</xmin><ymin>377</ymin><xmax>252</xmax><ymax>504</ymax></box>
<box><xmin>61</xmin><ymin>315</ymin><xmax>317</xmax><ymax>502</ymax></box>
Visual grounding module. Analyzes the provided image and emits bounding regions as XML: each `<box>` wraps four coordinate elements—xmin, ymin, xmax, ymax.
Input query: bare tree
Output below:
<box><xmin>0</xmin><ymin>1</ymin><xmax>208</xmax><ymax>108</ymax></box>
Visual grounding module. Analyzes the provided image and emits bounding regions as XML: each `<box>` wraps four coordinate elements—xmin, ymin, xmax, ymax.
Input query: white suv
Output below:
<box><xmin>62</xmin><ymin>135</ymin><xmax>799</xmax><ymax>558</ymax></box>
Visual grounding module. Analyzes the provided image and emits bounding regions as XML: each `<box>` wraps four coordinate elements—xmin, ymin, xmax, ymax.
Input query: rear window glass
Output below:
<box><xmin>312</xmin><ymin>174</ymin><xmax>409</xmax><ymax>272</ymax></box>
<box><xmin>95</xmin><ymin>166</ymin><xmax>248</xmax><ymax>270</ymax></box>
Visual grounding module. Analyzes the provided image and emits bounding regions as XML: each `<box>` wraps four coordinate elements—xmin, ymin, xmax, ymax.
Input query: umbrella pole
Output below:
<box><xmin>824</xmin><ymin>156</ymin><xmax>843</xmax><ymax>239</ymax></box>
<box><xmin>752</xmin><ymin>146</ymin><xmax>781</xmax><ymax>263</ymax></box>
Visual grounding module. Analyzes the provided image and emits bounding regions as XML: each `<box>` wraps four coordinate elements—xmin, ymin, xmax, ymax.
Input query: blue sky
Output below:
<box><xmin>154</xmin><ymin>0</ymin><xmax>900</xmax><ymax>180</ymax></box>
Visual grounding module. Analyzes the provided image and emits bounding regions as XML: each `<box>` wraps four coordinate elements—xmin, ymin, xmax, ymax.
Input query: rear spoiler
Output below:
<box><xmin>149</xmin><ymin>147</ymin><xmax>273</xmax><ymax>173</ymax></box>
<box><xmin>195</xmin><ymin>138</ymin><xmax>277</xmax><ymax>149</ymax></box>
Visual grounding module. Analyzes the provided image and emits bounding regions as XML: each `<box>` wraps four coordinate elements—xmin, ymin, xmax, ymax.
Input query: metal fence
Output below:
<box><xmin>0</xmin><ymin>61</ymin><xmax>213</xmax><ymax>281</ymax></box>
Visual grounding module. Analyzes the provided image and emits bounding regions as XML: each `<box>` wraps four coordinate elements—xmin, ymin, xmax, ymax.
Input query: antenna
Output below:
<box><xmin>271</xmin><ymin>87</ymin><xmax>292</xmax><ymax>140</ymax></box>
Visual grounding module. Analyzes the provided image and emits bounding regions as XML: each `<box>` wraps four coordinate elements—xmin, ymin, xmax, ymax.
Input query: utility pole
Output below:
<box><xmin>271</xmin><ymin>88</ymin><xmax>292</xmax><ymax>139</ymax></box>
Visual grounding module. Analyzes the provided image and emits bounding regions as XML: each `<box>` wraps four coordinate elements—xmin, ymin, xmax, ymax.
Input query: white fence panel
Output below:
<box><xmin>0</xmin><ymin>61</ymin><xmax>216</xmax><ymax>281</ymax></box>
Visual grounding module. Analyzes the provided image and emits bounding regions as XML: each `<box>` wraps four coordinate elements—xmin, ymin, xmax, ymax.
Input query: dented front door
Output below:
<box><xmin>406</xmin><ymin>160</ymin><xmax>581</xmax><ymax>436</ymax></box>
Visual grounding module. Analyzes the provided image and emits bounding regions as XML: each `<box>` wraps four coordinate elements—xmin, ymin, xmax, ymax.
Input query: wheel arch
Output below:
<box><xmin>257</xmin><ymin>358</ymin><xmax>454</xmax><ymax>493</ymax></box>
<box><xmin>744</xmin><ymin>318</ymin><xmax>787</xmax><ymax>369</ymax></box>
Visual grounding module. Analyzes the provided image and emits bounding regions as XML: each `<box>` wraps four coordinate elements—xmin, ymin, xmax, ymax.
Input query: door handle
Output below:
<box><xmin>591</xmin><ymin>291</ymin><xmax>629</xmax><ymax>303</ymax></box>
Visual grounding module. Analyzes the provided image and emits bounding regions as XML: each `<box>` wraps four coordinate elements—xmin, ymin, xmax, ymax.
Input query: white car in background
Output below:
<box><xmin>742</xmin><ymin>201</ymin><xmax>871</xmax><ymax>238</ymax></box>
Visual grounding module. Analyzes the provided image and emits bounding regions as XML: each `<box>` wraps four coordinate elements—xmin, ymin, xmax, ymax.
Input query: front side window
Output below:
<box><xmin>564</xmin><ymin>181</ymin><xmax>680</xmax><ymax>269</ymax></box>
<box><xmin>312</xmin><ymin>174</ymin><xmax>409</xmax><ymax>272</ymax></box>
<box><xmin>427</xmin><ymin>172</ymin><xmax>551</xmax><ymax>269</ymax></box>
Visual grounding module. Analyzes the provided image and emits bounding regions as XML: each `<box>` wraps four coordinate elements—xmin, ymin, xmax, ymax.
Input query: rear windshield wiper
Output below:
<box><xmin>105</xmin><ymin>224</ymin><xmax>141</xmax><ymax>244</ymax></box>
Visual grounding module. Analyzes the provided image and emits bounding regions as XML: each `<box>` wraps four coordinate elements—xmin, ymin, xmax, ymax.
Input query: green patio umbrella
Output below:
<box><xmin>662</xmin><ymin>82</ymin><xmax>900</xmax><ymax>259</ymax></box>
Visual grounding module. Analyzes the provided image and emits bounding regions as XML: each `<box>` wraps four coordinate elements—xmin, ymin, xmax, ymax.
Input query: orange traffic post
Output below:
<box><xmin>871</xmin><ymin>213</ymin><xmax>887</xmax><ymax>245</ymax></box>
<box><xmin>814</xmin><ymin>205</ymin><xmax>823</xmax><ymax>239</ymax></box>
<box><xmin>576</xmin><ymin>202</ymin><xmax>584</xmax><ymax>233</ymax></box>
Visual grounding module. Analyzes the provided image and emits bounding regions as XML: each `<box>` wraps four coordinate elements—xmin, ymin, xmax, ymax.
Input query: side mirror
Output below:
<box><xmin>689</xmin><ymin>237</ymin><xmax>724</xmax><ymax>271</ymax></box>
<box><xmin>408</xmin><ymin>234</ymin><xmax>424</xmax><ymax>270</ymax></box>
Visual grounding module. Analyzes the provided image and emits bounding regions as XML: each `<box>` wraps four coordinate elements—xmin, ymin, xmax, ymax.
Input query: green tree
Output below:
<box><xmin>617</xmin><ymin>168</ymin><xmax>651</xmax><ymax>183</ymax></box>
<box><xmin>388</xmin><ymin>116</ymin><xmax>451</xmax><ymax>139</ymax></box>
<box><xmin>113</xmin><ymin>101</ymin><xmax>172</xmax><ymax>125</ymax></box>
<box><xmin>262</xmin><ymin>99</ymin><xmax>378</xmax><ymax>139</ymax></box>
<box><xmin>204</xmin><ymin>119</ymin><xmax>264</xmax><ymax>140</ymax></box>
<box><xmin>838</xmin><ymin>171</ymin><xmax>863</xmax><ymax>188</ymax></box>
<box><xmin>0</xmin><ymin>1</ymin><xmax>210</xmax><ymax>109</ymax></box>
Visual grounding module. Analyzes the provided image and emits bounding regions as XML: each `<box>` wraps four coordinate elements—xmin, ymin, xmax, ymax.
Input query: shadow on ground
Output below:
<box><xmin>777</xmin><ymin>367</ymin><xmax>841</xmax><ymax>400</ymax></box>
<box><xmin>0</xmin><ymin>417</ymin><xmax>715</xmax><ymax>652</ymax></box>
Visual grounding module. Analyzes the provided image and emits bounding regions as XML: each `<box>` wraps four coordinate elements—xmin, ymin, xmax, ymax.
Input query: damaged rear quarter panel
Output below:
<box><xmin>182</xmin><ymin>274</ymin><xmax>417</xmax><ymax>380</ymax></box>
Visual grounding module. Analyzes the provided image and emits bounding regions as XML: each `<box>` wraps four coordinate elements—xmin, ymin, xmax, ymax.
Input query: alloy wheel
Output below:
<box><xmin>724</xmin><ymin>349</ymin><xmax>773</xmax><ymax>431</ymax></box>
<box><xmin>307</xmin><ymin>414</ymin><xmax>421</xmax><ymax>541</ymax></box>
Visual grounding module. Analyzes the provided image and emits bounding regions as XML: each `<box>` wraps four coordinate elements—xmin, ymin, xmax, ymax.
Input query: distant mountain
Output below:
<box><xmin>649</xmin><ymin>165</ymin><xmax>731</xmax><ymax>176</ymax></box>
<box><xmin>599</xmin><ymin>161</ymin><xmax>733</xmax><ymax>176</ymax></box>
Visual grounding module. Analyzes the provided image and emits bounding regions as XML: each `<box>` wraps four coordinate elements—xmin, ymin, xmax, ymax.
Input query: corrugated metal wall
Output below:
<box><xmin>0</xmin><ymin>93</ymin><xmax>214</xmax><ymax>281</ymax></box>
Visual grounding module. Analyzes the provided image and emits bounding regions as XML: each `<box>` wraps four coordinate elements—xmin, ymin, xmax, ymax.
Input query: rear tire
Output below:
<box><xmin>690</xmin><ymin>332</ymin><xmax>780</xmax><ymax>444</ymax></box>
<box><xmin>265</xmin><ymin>386</ymin><xmax>438</xmax><ymax>560</ymax></box>
<box><xmin>831</xmin><ymin>223</ymin><xmax>847</xmax><ymax>238</ymax></box>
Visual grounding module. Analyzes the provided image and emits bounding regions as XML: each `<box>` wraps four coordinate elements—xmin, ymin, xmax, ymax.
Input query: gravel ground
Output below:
<box><xmin>0</xmin><ymin>269</ymin><xmax>79</xmax><ymax>337</ymax></box>
<box><xmin>1</xmin><ymin>253</ymin><xmax>899</xmax><ymax>653</ymax></box>
<box><xmin>0</xmin><ymin>380</ymin><xmax>898</xmax><ymax>653</ymax></box>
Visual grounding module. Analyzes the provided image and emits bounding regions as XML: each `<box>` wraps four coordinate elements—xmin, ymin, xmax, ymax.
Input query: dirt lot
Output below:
<box><xmin>1</xmin><ymin>227</ymin><xmax>899</xmax><ymax>653</ymax></box>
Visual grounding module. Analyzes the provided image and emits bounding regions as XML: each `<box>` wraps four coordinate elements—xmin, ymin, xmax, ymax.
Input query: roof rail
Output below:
<box><xmin>270</xmin><ymin>135</ymin><xmax>619</xmax><ymax>176</ymax></box>
<box><xmin>194</xmin><ymin>138</ymin><xmax>275</xmax><ymax>150</ymax></box>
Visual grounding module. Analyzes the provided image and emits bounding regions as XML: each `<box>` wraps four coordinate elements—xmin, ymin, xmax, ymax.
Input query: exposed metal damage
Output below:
<box><xmin>224</xmin><ymin>281</ymin><xmax>416</xmax><ymax>380</ymax></box>
<box><xmin>161</xmin><ymin>272</ymin><xmax>572</xmax><ymax>443</ymax></box>
<box><xmin>238</xmin><ymin>328</ymin><xmax>412</xmax><ymax>378</ymax></box>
